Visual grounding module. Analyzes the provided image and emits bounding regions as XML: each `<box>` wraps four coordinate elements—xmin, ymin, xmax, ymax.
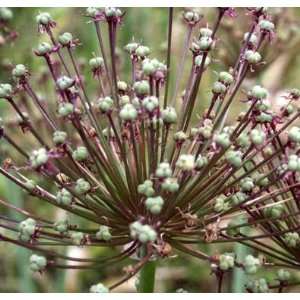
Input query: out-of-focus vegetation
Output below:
<box><xmin>0</xmin><ymin>7</ymin><xmax>300</xmax><ymax>292</ymax></box>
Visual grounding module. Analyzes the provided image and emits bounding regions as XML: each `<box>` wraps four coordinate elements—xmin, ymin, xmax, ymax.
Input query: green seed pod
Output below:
<box><xmin>75</xmin><ymin>178</ymin><xmax>91</xmax><ymax>194</ymax></box>
<box><xmin>214</xmin><ymin>195</ymin><xmax>229</xmax><ymax>213</ymax></box>
<box><xmin>199</xmin><ymin>27</ymin><xmax>213</xmax><ymax>37</ymax></box>
<box><xmin>56</xmin><ymin>188</ymin><xmax>72</xmax><ymax>205</ymax></box>
<box><xmin>161</xmin><ymin>178</ymin><xmax>179</xmax><ymax>193</ymax></box>
<box><xmin>176</xmin><ymin>154</ymin><xmax>195</xmax><ymax>171</ymax></box>
<box><xmin>90</xmin><ymin>283</ymin><xmax>109</xmax><ymax>293</ymax></box>
<box><xmin>0</xmin><ymin>83</ymin><xmax>13</xmax><ymax>98</ymax></box>
<box><xmin>288</xmin><ymin>126</ymin><xmax>300</xmax><ymax>143</ymax></box>
<box><xmin>156</xmin><ymin>162</ymin><xmax>172</xmax><ymax>178</ymax></box>
<box><xmin>214</xmin><ymin>132</ymin><xmax>230</xmax><ymax>148</ymax></box>
<box><xmin>284</xmin><ymin>232</ymin><xmax>299</xmax><ymax>248</ymax></box>
<box><xmin>243</xmin><ymin>32</ymin><xmax>258</xmax><ymax>46</ymax></box>
<box><xmin>29</xmin><ymin>148</ymin><xmax>49</xmax><ymax>168</ymax></box>
<box><xmin>135</xmin><ymin>45</ymin><xmax>151</xmax><ymax>57</ymax></box>
<box><xmin>58</xmin><ymin>32</ymin><xmax>73</xmax><ymax>46</ymax></box>
<box><xmin>29</xmin><ymin>254</ymin><xmax>47</xmax><ymax>272</ymax></box>
<box><xmin>250</xmin><ymin>128</ymin><xmax>266</xmax><ymax>145</ymax></box>
<box><xmin>259</xmin><ymin>19</ymin><xmax>275</xmax><ymax>32</ymax></box>
<box><xmin>212</xmin><ymin>81</ymin><xmax>227</xmax><ymax>94</ymax></box>
<box><xmin>240</xmin><ymin>177</ymin><xmax>254</xmax><ymax>192</ymax></box>
<box><xmin>245</xmin><ymin>50</ymin><xmax>262</xmax><ymax>64</ymax></box>
<box><xmin>35</xmin><ymin>42</ymin><xmax>52</xmax><ymax>55</ymax></box>
<box><xmin>198</xmin><ymin>36</ymin><xmax>213</xmax><ymax>51</ymax></box>
<box><xmin>96</xmin><ymin>225</ymin><xmax>112</xmax><ymax>241</ymax></box>
<box><xmin>12</xmin><ymin>64</ymin><xmax>28</xmax><ymax>78</ymax></box>
<box><xmin>53</xmin><ymin>130</ymin><xmax>67</xmax><ymax>145</ymax></box>
<box><xmin>195</xmin><ymin>54</ymin><xmax>211</xmax><ymax>68</ymax></box>
<box><xmin>89</xmin><ymin>57</ymin><xmax>104</xmax><ymax>70</ymax></box>
<box><xmin>277</xmin><ymin>269</ymin><xmax>291</xmax><ymax>282</ymax></box>
<box><xmin>119</xmin><ymin>103</ymin><xmax>138</xmax><ymax>121</ymax></box>
<box><xmin>255</xmin><ymin>174</ymin><xmax>269</xmax><ymax>187</ymax></box>
<box><xmin>246</xmin><ymin>278</ymin><xmax>269</xmax><ymax>293</ymax></box>
<box><xmin>244</xmin><ymin>254</ymin><xmax>261</xmax><ymax>274</ymax></box>
<box><xmin>195</xmin><ymin>155</ymin><xmax>208</xmax><ymax>170</ymax></box>
<box><xmin>218</xmin><ymin>71</ymin><xmax>234</xmax><ymax>85</ymax></box>
<box><xmin>255</xmin><ymin>99</ymin><xmax>271</xmax><ymax>111</ymax></box>
<box><xmin>225</xmin><ymin>150</ymin><xmax>242</xmax><ymax>168</ymax></box>
<box><xmin>117</xmin><ymin>80</ymin><xmax>127</xmax><ymax>92</ymax></box>
<box><xmin>19</xmin><ymin>218</ymin><xmax>36</xmax><ymax>241</ymax></box>
<box><xmin>138</xmin><ymin>180</ymin><xmax>155</xmax><ymax>197</ymax></box>
<box><xmin>133</xmin><ymin>80</ymin><xmax>150</xmax><ymax>96</ymax></box>
<box><xmin>36</xmin><ymin>12</ymin><xmax>53</xmax><ymax>26</ymax></box>
<box><xmin>183</xmin><ymin>10</ymin><xmax>201</xmax><ymax>25</ymax></box>
<box><xmin>219</xmin><ymin>253</ymin><xmax>235</xmax><ymax>271</ymax></box>
<box><xmin>124</xmin><ymin>42</ymin><xmax>139</xmax><ymax>54</ymax></box>
<box><xmin>249</xmin><ymin>85</ymin><xmax>268</xmax><ymax>99</ymax></box>
<box><xmin>70</xmin><ymin>231</ymin><xmax>84</xmax><ymax>245</ymax></box>
<box><xmin>58</xmin><ymin>102</ymin><xmax>74</xmax><ymax>117</ymax></box>
<box><xmin>161</xmin><ymin>107</ymin><xmax>177</xmax><ymax>124</ymax></box>
<box><xmin>54</xmin><ymin>219</ymin><xmax>69</xmax><ymax>233</ymax></box>
<box><xmin>142</xmin><ymin>96</ymin><xmax>159</xmax><ymax>113</ymax></box>
<box><xmin>72</xmin><ymin>146</ymin><xmax>88</xmax><ymax>161</ymax></box>
<box><xmin>230</xmin><ymin>192</ymin><xmax>247</xmax><ymax>206</ymax></box>
<box><xmin>0</xmin><ymin>8</ymin><xmax>13</xmax><ymax>22</ymax></box>
<box><xmin>85</xmin><ymin>7</ymin><xmax>99</xmax><ymax>18</ymax></box>
<box><xmin>56</xmin><ymin>76</ymin><xmax>74</xmax><ymax>91</ymax></box>
<box><xmin>96</xmin><ymin>96</ymin><xmax>114</xmax><ymax>113</ymax></box>
<box><xmin>129</xmin><ymin>221</ymin><xmax>157</xmax><ymax>243</ymax></box>
<box><xmin>264</xmin><ymin>203</ymin><xmax>284</xmax><ymax>219</ymax></box>
<box><xmin>145</xmin><ymin>196</ymin><xmax>164</xmax><ymax>214</ymax></box>
<box><xmin>237</xmin><ymin>132</ymin><xmax>250</xmax><ymax>148</ymax></box>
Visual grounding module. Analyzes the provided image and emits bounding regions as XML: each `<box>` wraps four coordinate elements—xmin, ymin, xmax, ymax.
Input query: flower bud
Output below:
<box><xmin>124</xmin><ymin>42</ymin><xmax>139</xmax><ymax>54</ymax></box>
<box><xmin>195</xmin><ymin>54</ymin><xmax>211</xmax><ymax>68</ymax></box>
<box><xmin>70</xmin><ymin>231</ymin><xmax>84</xmax><ymax>245</ymax></box>
<box><xmin>161</xmin><ymin>107</ymin><xmax>177</xmax><ymax>124</ymax></box>
<box><xmin>58</xmin><ymin>102</ymin><xmax>74</xmax><ymax>117</ymax></box>
<box><xmin>117</xmin><ymin>80</ymin><xmax>127</xmax><ymax>92</ymax></box>
<box><xmin>56</xmin><ymin>76</ymin><xmax>75</xmax><ymax>91</ymax></box>
<box><xmin>212</xmin><ymin>81</ymin><xmax>226</xmax><ymax>94</ymax></box>
<box><xmin>53</xmin><ymin>130</ymin><xmax>67</xmax><ymax>145</ymax></box>
<box><xmin>90</xmin><ymin>283</ymin><xmax>109</xmax><ymax>293</ymax></box>
<box><xmin>225</xmin><ymin>150</ymin><xmax>242</xmax><ymax>168</ymax></box>
<box><xmin>218</xmin><ymin>71</ymin><xmax>234</xmax><ymax>85</ymax></box>
<box><xmin>0</xmin><ymin>8</ymin><xmax>13</xmax><ymax>22</ymax></box>
<box><xmin>145</xmin><ymin>196</ymin><xmax>164</xmax><ymax>214</ymax></box>
<box><xmin>56</xmin><ymin>188</ymin><xmax>72</xmax><ymax>205</ymax></box>
<box><xmin>176</xmin><ymin>154</ymin><xmax>195</xmax><ymax>171</ymax></box>
<box><xmin>174</xmin><ymin>131</ymin><xmax>188</xmax><ymax>143</ymax></box>
<box><xmin>54</xmin><ymin>219</ymin><xmax>69</xmax><ymax>233</ymax></box>
<box><xmin>58</xmin><ymin>32</ymin><xmax>73</xmax><ymax>46</ymax></box>
<box><xmin>89</xmin><ymin>57</ymin><xmax>104</xmax><ymax>70</ymax></box>
<box><xmin>264</xmin><ymin>203</ymin><xmax>284</xmax><ymax>219</ymax></box>
<box><xmin>161</xmin><ymin>178</ymin><xmax>179</xmax><ymax>193</ymax></box>
<box><xmin>230</xmin><ymin>192</ymin><xmax>247</xmax><ymax>206</ymax></box>
<box><xmin>155</xmin><ymin>162</ymin><xmax>172</xmax><ymax>178</ymax></box>
<box><xmin>133</xmin><ymin>80</ymin><xmax>150</xmax><ymax>96</ymax></box>
<box><xmin>226</xmin><ymin>216</ymin><xmax>247</xmax><ymax>236</ymax></box>
<box><xmin>30</xmin><ymin>148</ymin><xmax>48</xmax><ymax>168</ymax></box>
<box><xmin>183</xmin><ymin>10</ymin><xmax>201</xmax><ymax>25</ymax></box>
<box><xmin>245</xmin><ymin>50</ymin><xmax>262</xmax><ymax>64</ymax></box>
<box><xmin>214</xmin><ymin>132</ymin><xmax>230</xmax><ymax>148</ymax></box>
<box><xmin>288</xmin><ymin>126</ymin><xmax>300</xmax><ymax>143</ymax></box>
<box><xmin>119</xmin><ymin>103</ymin><xmax>138</xmax><ymax>121</ymax></box>
<box><xmin>138</xmin><ymin>179</ymin><xmax>155</xmax><ymax>197</ymax></box>
<box><xmin>284</xmin><ymin>232</ymin><xmax>299</xmax><ymax>248</ymax></box>
<box><xmin>277</xmin><ymin>269</ymin><xmax>291</xmax><ymax>282</ymax></box>
<box><xmin>195</xmin><ymin>155</ymin><xmax>208</xmax><ymax>169</ymax></box>
<box><xmin>120</xmin><ymin>95</ymin><xmax>130</xmax><ymax>106</ymax></box>
<box><xmin>198</xmin><ymin>36</ymin><xmax>213</xmax><ymax>51</ymax></box>
<box><xmin>130</xmin><ymin>221</ymin><xmax>157</xmax><ymax>243</ymax></box>
<box><xmin>86</xmin><ymin>7</ymin><xmax>99</xmax><ymax>18</ymax></box>
<box><xmin>246</xmin><ymin>278</ymin><xmax>269</xmax><ymax>293</ymax></box>
<box><xmin>36</xmin><ymin>12</ymin><xmax>53</xmax><ymax>26</ymax></box>
<box><xmin>135</xmin><ymin>45</ymin><xmax>151</xmax><ymax>57</ymax></box>
<box><xmin>255</xmin><ymin>174</ymin><xmax>269</xmax><ymax>187</ymax></box>
<box><xmin>142</xmin><ymin>96</ymin><xmax>159</xmax><ymax>113</ymax></box>
<box><xmin>244</xmin><ymin>254</ymin><xmax>261</xmax><ymax>274</ymax></box>
<box><xmin>249</xmin><ymin>85</ymin><xmax>268</xmax><ymax>99</ymax></box>
<box><xmin>237</xmin><ymin>132</ymin><xmax>250</xmax><ymax>148</ymax></box>
<box><xmin>259</xmin><ymin>19</ymin><xmax>275</xmax><ymax>32</ymax></box>
<box><xmin>199</xmin><ymin>27</ymin><xmax>212</xmax><ymax>37</ymax></box>
<box><xmin>96</xmin><ymin>225</ymin><xmax>112</xmax><ymax>241</ymax></box>
<box><xmin>75</xmin><ymin>178</ymin><xmax>91</xmax><ymax>194</ymax></box>
<box><xmin>35</xmin><ymin>42</ymin><xmax>52</xmax><ymax>56</ymax></box>
<box><xmin>72</xmin><ymin>146</ymin><xmax>88</xmax><ymax>161</ymax></box>
<box><xmin>240</xmin><ymin>177</ymin><xmax>254</xmax><ymax>192</ymax></box>
<box><xmin>214</xmin><ymin>195</ymin><xmax>229</xmax><ymax>212</ymax></box>
<box><xmin>29</xmin><ymin>254</ymin><xmax>47</xmax><ymax>272</ymax></box>
<box><xmin>250</xmin><ymin>128</ymin><xmax>266</xmax><ymax>145</ymax></box>
<box><xmin>219</xmin><ymin>253</ymin><xmax>235</xmax><ymax>271</ymax></box>
<box><xmin>96</xmin><ymin>96</ymin><xmax>114</xmax><ymax>113</ymax></box>
<box><xmin>12</xmin><ymin>64</ymin><xmax>28</xmax><ymax>78</ymax></box>
<box><xmin>0</xmin><ymin>83</ymin><xmax>13</xmax><ymax>98</ymax></box>
<box><xmin>243</xmin><ymin>32</ymin><xmax>258</xmax><ymax>46</ymax></box>
<box><xmin>256</xmin><ymin>112</ymin><xmax>273</xmax><ymax>123</ymax></box>
<box><xmin>19</xmin><ymin>218</ymin><xmax>36</xmax><ymax>241</ymax></box>
<box><xmin>104</xmin><ymin>7</ymin><xmax>122</xmax><ymax>18</ymax></box>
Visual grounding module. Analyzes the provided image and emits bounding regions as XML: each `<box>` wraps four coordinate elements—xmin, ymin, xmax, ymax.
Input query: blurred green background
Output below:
<box><xmin>0</xmin><ymin>7</ymin><xmax>300</xmax><ymax>292</ymax></box>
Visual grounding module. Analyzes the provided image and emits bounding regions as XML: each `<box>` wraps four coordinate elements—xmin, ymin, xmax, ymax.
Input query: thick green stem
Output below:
<box><xmin>138</xmin><ymin>261</ymin><xmax>156</xmax><ymax>293</ymax></box>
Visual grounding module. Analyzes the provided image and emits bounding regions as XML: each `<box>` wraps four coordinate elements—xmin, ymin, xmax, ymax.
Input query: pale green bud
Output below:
<box><xmin>58</xmin><ymin>32</ymin><xmax>73</xmax><ymax>46</ymax></box>
<box><xmin>138</xmin><ymin>180</ymin><xmax>155</xmax><ymax>197</ymax></box>
<box><xmin>156</xmin><ymin>162</ymin><xmax>172</xmax><ymax>178</ymax></box>
<box><xmin>212</xmin><ymin>81</ymin><xmax>226</xmax><ymax>94</ymax></box>
<box><xmin>214</xmin><ymin>132</ymin><xmax>230</xmax><ymax>148</ymax></box>
<box><xmin>133</xmin><ymin>80</ymin><xmax>150</xmax><ymax>96</ymax></box>
<box><xmin>284</xmin><ymin>232</ymin><xmax>299</xmax><ymax>248</ymax></box>
<box><xmin>161</xmin><ymin>178</ymin><xmax>179</xmax><ymax>193</ymax></box>
<box><xmin>0</xmin><ymin>83</ymin><xmax>13</xmax><ymax>98</ymax></box>
<box><xmin>12</xmin><ymin>64</ymin><xmax>27</xmax><ymax>78</ymax></box>
<box><xmin>70</xmin><ymin>231</ymin><xmax>84</xmax><ymax>245</ymax></box>
<box><xmin>142</xmin><ymin>96</ymin><xmax>159</xmax><ymax>113</ymax></box>
<box><xmin>58</xmin><ymin>102</ymin><xmax>74</xmax><ymax>117</ymax></box>
<box><xmin>30</xmin><ymin>148</ymin><xmax>48</xmax><ymax>168</ymax></box>
<box><xmin>90</xmin><ymin>283</ymin><xmax>109</xmax><ymax>293</ymax></box>
<box><xmin>195</xmin><ymin>155</ymin><xmax>208</xmax><ymax>169</ymax></box>
<box><xmin>119</xmin><ymin>103</ymin><xmax>138</xmax><ymax>121</ymax></box>
<box><xmin>199</xmin><ymin>27</ymin><xmax>212</xmax><ymax>37</ymax></box>
<box><xmin>89</xmin><ymin>57</ymin><xmax>104</xmax><ymax>70</ymax></box>
<box><xmin>53</xmin><ymin>130</ymin><xmax>67</xmax><ymax>145</ymax></box>
<box><xmin>195</xmin><ymin>54</ymin><xmax>211</xmax><ymax>68</ymax></box>
<box><xmin>219</xmin><ymin>253</ymin><xmax>235</xmax><ymax>271</ymax></box>
<box><xmin>54</xmin><ymin>219</ymin><xmax>69</xmax><ymax>233</ymax></box>
<box><xmin>56</xmin><ymin>188</ymin><xmax>72</xmax><ymax>205</ymax></box>
<box><xmin>277</xmin><ymin>269</ymin><xmax>291</xmax><ymax>282</ymax></box>
<box><xmin>240</xmin><ymin>177</ymin><xmax>254</xmax><ymax>192</ymax></box>
<box><xmin>245</xmin><ymin>50</ymin><xmax>262</xmax><ymax>64</ymax></box>
<box><xmin>35</xmin><ymin>42</ymin><xmax>52</xmax><ymax>55</ymax></box>
<box><xmin>135</xmin><ymin>45</ymin><xmax>150</xmax><ymax>57</ymax></box>
<box><xmin>72</xmin><ymin>146</ymin><xmax>88</xmax><ymax>161</ymax></box>
<box><xmin>250</xmin><ymin>128</ymin><xmax>266</xmax><ymax>145</ymax></box>
<box><xmin>161</xmin><ymin>107</ymin><xmax>177</xmax><ymax>124</ymax></box>
<box><xmin>218</xmin><ymin>71</ymin><xmax>234</xmax><ymax>85</ymax></box>
<box><xmin>56</xmin><ymin>76</ymin><xmax>74</xmax><ymax>91</ymax></box>
<box><xmin>244</xmin><ymin>255</ymin><xmax>261</xmax><ymax>274</ymax></box>
<box><xmin>75</xmin><ymin>178</ymin><xmax>91</xmax><ymax>194</ymax></box>
<box><xmin>96</xmin><ymin>225</ymin><xmax>112</xmax><ymax>241</ymax></box>
<box><xmin>29</xmin><ymin>254</ymin><xmax>47</xmax><ymax>272</ymax></box>
<box><xmin>117</xmin><ymin>80</ymin><xmax>127</xmax><ymax>92</ymax></box>
<box><xmin>36</xmin><ymin>12</ymin><xmax>53</xmax><ymax>26</ymax></box>
<box><xmin>250</xmin><ymin>85</ymin><xmax>268</xmax><ymax>99</ymax></box>
<box><xmin>176</xmin><ymin>154</ymin><xmax>195</xmax><ymax>171</ymax></box>
<box><xmin>145</xmin><ymin>196</ymin><xmax>164</xmax><ymax>214</ymax></box>
<box><xmin>225</xmin><ymin>150</ymin><xmax>242</xmax><ymax>168</ymax></box>
<box><xmin>259</xmin><ymin>19</ymin><xmax>275</xmax><ymax>31</ymax></box>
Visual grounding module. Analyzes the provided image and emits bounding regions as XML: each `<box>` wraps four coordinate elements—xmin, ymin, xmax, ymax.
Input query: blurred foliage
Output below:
<box><xmin>0</xmin><ymin>7</ymin><xmax>300</xmax><ymax>292</ymax></box>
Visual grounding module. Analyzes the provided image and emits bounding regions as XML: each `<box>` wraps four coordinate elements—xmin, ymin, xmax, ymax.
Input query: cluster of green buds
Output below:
<box><xmin>29</xmin><ymin>254</ymin><xmax>47</xmax><ymax>272</ymax></box>
<box><xmin>90</xmin><ymin>283</ymin><xmax>109</xmax><ymax>293</ymax></box>
<box><xmin>246</xmin><ymin>278</ymin><xmax>269</xmax><ymax>293</ymax></box>
<box><xmin>218</xmin><ymin>253</ymin><xmax>235</xmax><ymax>271</ymax></box>
<box><xmin>130</xmin><ymin>221</ymin><xmax>157</xmax><ymax>243</ymax></box>
<box><xmin>243</xmin><ymin>254</ymin><xmax>261</xmax><ymax>274</ymax></box>
<box><xmin>145</xmin><ymin>196</ymin><xmax>164</xmax><ymax>214</ymax></box>
<box><xmin>18</xmin><ymin>218</ymin><xmax>37</xmax><ymax>242</ymax></box>
<box><xmin>96</xmin><ymin>225</ymin><xmax>112</xmax><ymax>241</ymax></box>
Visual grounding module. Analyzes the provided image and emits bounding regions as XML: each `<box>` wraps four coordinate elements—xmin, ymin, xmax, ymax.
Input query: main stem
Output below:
<box><xmin>138</xmin><ymin>261</ymin><xmax>156</xmax><ymax>293</ymax></box>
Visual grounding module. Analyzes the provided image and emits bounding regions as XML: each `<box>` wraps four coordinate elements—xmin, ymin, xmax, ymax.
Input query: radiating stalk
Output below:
<box><xmin>137</xmin><ymin>261</ymin><xmax>156</xmax><ymax>293</ymax></box>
